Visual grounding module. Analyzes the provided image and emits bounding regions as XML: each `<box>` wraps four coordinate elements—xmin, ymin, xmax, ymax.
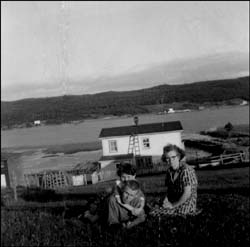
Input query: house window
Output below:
<box><xmin>142</xmin><ymin>137</ymin><xmax>150</xmax><ymax>149</ymax></box>
<box><xmin>109</xmin><ymin>140</ymin><xmax>118</xmax><ymax>153</ymax></box>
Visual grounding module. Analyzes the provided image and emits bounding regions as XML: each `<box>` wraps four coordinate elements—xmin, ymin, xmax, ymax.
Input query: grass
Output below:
<box><xmin>1</xmin><ymin>194</ymin><xmax>249</xmax><ymax>247</ymax></box>
<box><xmin>231</xmin><ymin>124</ymin><xmax>249</xmax><ymax>134</ymax></box>
<box><xmin>44</xmin><ymin>141</ymin><xmax>102</xmax><ymax>154</ymax></box>
<box><xmin>1</xmin><ymin>141</ymin><xmax>102</xmax><ymax>155</ymax></box>
<box><xmin>1</xmin><ymin>167</ymin><xmax>249</xmax><ymax>247</ymax></box>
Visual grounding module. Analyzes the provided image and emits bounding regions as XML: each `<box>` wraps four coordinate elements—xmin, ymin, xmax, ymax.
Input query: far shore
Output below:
<box><xmin>1</xmin><ymin>103</ymin><xmax>248</xmax><ymax>132</ymax></box>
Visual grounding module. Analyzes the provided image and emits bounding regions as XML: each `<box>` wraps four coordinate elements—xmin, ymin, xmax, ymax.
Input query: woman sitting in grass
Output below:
<box><xmin>150</xmin><ymin>144</ymin><xmax>198</xmax><ymax>217</ymax></box>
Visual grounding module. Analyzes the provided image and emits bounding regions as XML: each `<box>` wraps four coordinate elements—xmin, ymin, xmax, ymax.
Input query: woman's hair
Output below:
<box><xmin>161</xmin><ymin>144</ymin><xmax>185</xmax><ymax>162</ymax></box>
<box><xmin>116</xmin><ymin>162</ymin><xmax>136</xmax><ymax>177</ymax></box>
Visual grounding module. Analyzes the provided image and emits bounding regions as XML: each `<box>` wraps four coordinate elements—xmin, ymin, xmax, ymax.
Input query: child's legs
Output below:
<box><xmin>127</xmin><ymin>210</ymin><xmax>146</xmax><ymax>228</ymax></box>
<box><xmin>108</xmin><ymin>194</ymin><xmax>130</xmax><ymax>224</ymax></box>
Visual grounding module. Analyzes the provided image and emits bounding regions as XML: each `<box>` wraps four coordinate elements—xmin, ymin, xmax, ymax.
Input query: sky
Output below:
<box><xmin>1</xmin><ymin>1</ymin><xmax>249</xmax><ymax>101</ymax></box>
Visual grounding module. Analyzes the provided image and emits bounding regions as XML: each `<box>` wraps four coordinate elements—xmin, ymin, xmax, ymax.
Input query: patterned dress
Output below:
<box><xmin>150</xmin><ymin>162</ymin><xmax>198</xmax><ymax>216</ymax></box>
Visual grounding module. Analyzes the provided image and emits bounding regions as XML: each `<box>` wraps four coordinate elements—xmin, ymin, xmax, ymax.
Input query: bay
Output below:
<box><xmin>1</xmin><ymin>105</ymin><xmax>249</xmax><ymax>149</ymax></box>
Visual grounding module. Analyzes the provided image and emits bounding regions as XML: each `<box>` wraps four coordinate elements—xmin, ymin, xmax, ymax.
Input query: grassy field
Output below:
<box><xmin>1</xmin><ymin>124</ymin><xmax>249</xmax><ymax>246</ymax></box>
<box><xmin>1</xmin><ymin>166</ymin><xmax>249</xmax><ymax>247</ymax></box>
<box><xmin>44</xmin><ymin>141</ymin><xmax>102</xmax><ymax>155</ymax></box>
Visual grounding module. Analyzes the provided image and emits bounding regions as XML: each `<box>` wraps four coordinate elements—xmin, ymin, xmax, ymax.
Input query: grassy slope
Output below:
<box><xmin>1</xmin><ymin>167</ymin><xmax>249</xmax><ymax>246</ymax></box>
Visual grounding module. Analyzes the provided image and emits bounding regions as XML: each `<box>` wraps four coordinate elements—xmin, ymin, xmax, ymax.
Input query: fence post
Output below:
<box><xmin>240</xmin><ymin>153</ymin><xmax>244</xmax><ymax>163</ymax></box>
<box><xmin>24</xmin><ymin>174</ymin><xmax>29</xmax><ymax>187</ymax></box>
<box><xmin>220</xmin><ymin>155</ymin><xmax>224</xmax><ymax>165</ymax></box>
<box><xmin>44</xmin><ymin>172</ymin><xmax>47</xmax><ymax>189</ymax></box>
<box><xmin>84</xmin><ymin>174</ymin><xmax>87</xmax><ymax>185</ymax></box>
<box><xmin>12</xmin><ymin>171</ymin><xmax>17</xmax><ymax>201</ymax></box>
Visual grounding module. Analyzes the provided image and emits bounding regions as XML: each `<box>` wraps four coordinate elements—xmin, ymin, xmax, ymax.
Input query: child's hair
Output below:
<box><xmin>124</xmin><ymin>179</ymin><xmax>140</xmax><ymax>191</ymax></box>
<box><xmin>116</xmin><ymin>162</ymin><xmax>136</xmax><ymax>177</ymax></box>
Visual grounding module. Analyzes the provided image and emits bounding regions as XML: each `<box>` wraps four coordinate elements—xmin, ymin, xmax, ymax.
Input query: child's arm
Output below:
<box><xmin>120</xmin><ymin>203</ymin><xmax>135</xmax><ymax>211</ymax></box>
<box><xmin>115</xmin><ymin>194</ymin><xmax>135</xmax><ymax>211</ymax></box>
<box><xmin>120</xmin><ymin>197</ymin><xmax>145</xmax><ymax>215</ymax></box>
<box><xmin>115</xmin><ymin>194</ymin><xmax>122</xmax><ymax>204</ymax></box>
<box><xmin>131</xmin><ymin>197</ymin><xmax>145</xmax><ymax>216</ymax></box>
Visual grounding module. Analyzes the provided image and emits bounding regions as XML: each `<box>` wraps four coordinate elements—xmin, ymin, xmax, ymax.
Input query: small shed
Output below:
<box><xmin>34</xmin><ymin>120</ymin><xmax>41</xmax><ymax>126</ymax></box>
<box><xmin>168</xmin><ymin>108</ymin><xmax>175</xmax><ymax>113</ymax></box>
<box><xmin>71</xmin><ymin>161</ymin><xmax>102</xmax><ymax>185</ymax></box>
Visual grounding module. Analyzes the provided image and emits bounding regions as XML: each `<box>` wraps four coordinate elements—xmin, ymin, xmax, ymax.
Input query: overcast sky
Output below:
<box><xmin>1</xmin><ymin>1</ymin><xmax>249</xmax><ymax>101</ymax></box>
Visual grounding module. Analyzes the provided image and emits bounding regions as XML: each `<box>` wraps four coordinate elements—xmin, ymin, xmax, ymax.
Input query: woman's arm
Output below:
<box><xmin>172</xmin><ymin>185</ymin><xmax>191</xmax><ymax>208</ymax></box>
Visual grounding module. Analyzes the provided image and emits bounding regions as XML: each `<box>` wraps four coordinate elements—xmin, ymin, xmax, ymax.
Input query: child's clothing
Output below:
<box><xmin>108</xmin><ymin>179</ymin><xmax>146</xmax><ymax>226</ymax></box>
<box><xmin>113</xmin><ymin>179</ymin><xmax>145</xmax><ymax>208</ymax></box>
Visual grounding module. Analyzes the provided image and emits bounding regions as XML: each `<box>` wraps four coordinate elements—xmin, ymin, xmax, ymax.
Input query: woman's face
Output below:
<box><xmin>165</xmin><ymin>150</ymin><xmax>180</xmax><ymax>170</ymax></box>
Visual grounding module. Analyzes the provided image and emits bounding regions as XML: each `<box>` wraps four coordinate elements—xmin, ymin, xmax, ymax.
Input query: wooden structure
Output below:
<box><xmin>197</xmin><ymin>151</ymin><xmax>249</xmax><ymax>169</ymax></box>
<box><xmin>128</xmin><ymin>134</ymin><xmax>140</xmax><ymax>156</ymax></box>
<box><xmin>22</xmin><ymin>151</ymin><xmax>249</xmax><ymax>189</ymax></box>
<box><xmin>24</xmin><ymin>161</ymin><xmax>103</xmax><ymax>189</ymax></box>
<box><xmin>1</xmin><ymin>158</ymin><xmax>11</xmax><ymax>188</ymax></box>
<box><xmin>24</xmin><ymin>170</ymin><xmax>69</xmax><ymax>189</ymax></box>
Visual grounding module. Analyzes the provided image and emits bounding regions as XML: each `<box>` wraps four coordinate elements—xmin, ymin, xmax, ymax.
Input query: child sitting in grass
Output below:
<box><xmin>82</xmin><ymin>197</ymin><xmax>100</xmax><ymax>223</ymax></box>
<box><xmin>112</xmin><ymin>163</ymin><xmax>145</xmax><ymax>218</ymax></box>
<box><xmin>107</xmin><ymin>163</ymin><xmax>146</xmax><ymax>228</ymax></box>
<box><xmin>83</xmin><ymin>162</ymin><xmax>145</xmax><ymax>227</ymax></box>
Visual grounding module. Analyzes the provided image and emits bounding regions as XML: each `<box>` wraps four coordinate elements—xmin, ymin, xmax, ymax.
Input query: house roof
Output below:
<box><xmin>99</xmin><ymin>153</ymin><xmax>134</xmax><ymax>161</ymax></box>
<box><xmin>73</xmin><ymin>161</ymin><xmax>100</xmax><ymax>174</ymax></box>
<box><xmin>99</xmin><ymin>121</ymin><xmax>183</xmax><ymax>138</ymax></box>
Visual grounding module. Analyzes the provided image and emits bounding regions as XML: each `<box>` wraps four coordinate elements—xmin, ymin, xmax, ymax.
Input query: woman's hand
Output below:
<box><xmin>163</xmin><ymin>197</ymin><xmax>173</xmax><ymax>209</ymax></box>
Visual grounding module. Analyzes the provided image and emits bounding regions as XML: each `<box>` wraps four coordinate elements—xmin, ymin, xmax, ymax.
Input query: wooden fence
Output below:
<box><xmin>24</xmin><ymin>171</ymin><xmax>70</xmax><ymax>189</ymax></box>
<box><xmin>136</xmin><ymin>151</ymin><xmax>249</xmax><ymax>175</ymax></box>
<box><xmin>23</xmin><ymin>170</ymin><xmax>117</xmax><ymax>190</ymax></box>
<box><xmin>198</xmin><ymin>151</ymin><xmax>249</xmax><ymax>168</ymax></box>
<box><xmin>23</xmin><ymin>151</ymin><xmax>249</xmax><ymax>189</ymax></box>
<box><xmin>136</xmin><ymin>165</ymin><xmax>168</xmax><ymax>176</ymax></box>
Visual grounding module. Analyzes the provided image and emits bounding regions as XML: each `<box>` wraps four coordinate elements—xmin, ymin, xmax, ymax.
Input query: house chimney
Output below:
<box><xmin>134</xmin><ymin>116</ymin><xmax>139</xmax><ymax>126</ymax></box>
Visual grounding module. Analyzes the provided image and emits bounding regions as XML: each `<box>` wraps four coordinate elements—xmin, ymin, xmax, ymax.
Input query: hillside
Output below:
<box><xmin>1</xmin><ymin>76</ymin><xmax>249</xmax><ymax>128</ymax></box>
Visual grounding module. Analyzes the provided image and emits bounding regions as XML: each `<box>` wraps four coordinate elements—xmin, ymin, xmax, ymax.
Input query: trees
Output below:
<box><xmin>224</xmin><ymin>122</ymin><xmax>234</xmax><ymax>132</ymax></box>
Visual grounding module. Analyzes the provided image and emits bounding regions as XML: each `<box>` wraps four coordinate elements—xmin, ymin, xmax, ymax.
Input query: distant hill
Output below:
<box><xmin>1</xmin><ymin>76</ymin><xmax>249</xmax><ymax>128</ymax></box>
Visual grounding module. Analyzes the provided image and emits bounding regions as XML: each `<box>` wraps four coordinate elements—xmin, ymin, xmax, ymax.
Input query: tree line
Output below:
<box><xmin>1</xmin><ymin>76</ymin><xmax>249</xmax><ymax>128</ymax></box>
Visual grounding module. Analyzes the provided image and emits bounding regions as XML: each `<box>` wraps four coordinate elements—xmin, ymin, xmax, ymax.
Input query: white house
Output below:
<box><xmin>98</xmin><ymin>120</ymin><xmax>184</xmax><ymax>170</ymax></box>
<box><xmin>240</xmin><ymin>100</ymin><xmax>248</xmax><ymax>106</ymax></box>
<box><xmin>168</xmin><ymin>108</ymin><xmax>175</xmax><ymax>113</ymax></box>
<box><xmin>34</xmin><ymin>120</ymin><xmax>41</xmax><ymax>126</ymax></box>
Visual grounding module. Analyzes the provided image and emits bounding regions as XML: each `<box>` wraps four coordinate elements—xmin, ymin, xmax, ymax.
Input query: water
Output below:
<box><xmin>1</xmin><ymin>105</ymin><xmax>249</xmax><ymax>148</ymax></box>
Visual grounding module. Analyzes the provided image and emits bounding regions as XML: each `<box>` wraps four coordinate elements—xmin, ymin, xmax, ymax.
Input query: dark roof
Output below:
<box><xmin>99</xmin><ymin>121</ymin><xmax>183</xmax><ymax>138</ymax></box>
<box><xmin>73</xmin><ymin>161</ymin><xmax>100</xmax><ymax>174</ymax></box>
<box><xmin>99</xmin><ymin>154</ymin><xmax>134</xmax><ymax>161</ymax></box>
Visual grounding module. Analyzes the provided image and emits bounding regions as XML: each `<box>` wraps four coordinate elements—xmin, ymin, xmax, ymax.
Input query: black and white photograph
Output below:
<box><xmin>1</xmin><ymin>1</ymin><xmax>249</xmax><ymax>246</ymax></box>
